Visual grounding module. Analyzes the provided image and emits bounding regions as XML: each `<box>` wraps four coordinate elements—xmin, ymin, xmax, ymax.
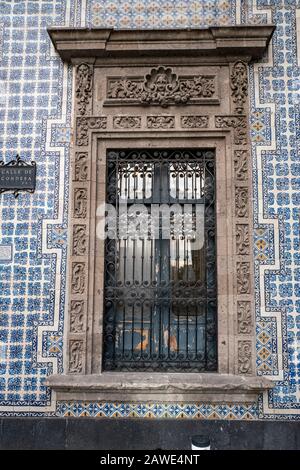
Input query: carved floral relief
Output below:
<box><xmin>215</xmin><ymin>116</ymin><xmax>248</xmax><ymax>145</ymax></box>
<box><xmin>73</xmin><ymin>225</ymin><xmax>87</xmax><ymax>256</ymax></box>
<box><xmin>147</xmin><ymin>115</ymin><xmax>175</xmax><ymax>129</ymax></box>
<box><xmin>113</xmin><ymin>116</ymin><xmax>141</xmax><ymax>129</ymax></box>
<box><xmin>234</xmin><ymin>150</ymin><xmax>248</xmax><ymax>181</ymax></box>
<box><xmin>237</xmin><ymin>262</ymin><xmax>250</xmax><ymax>294</ymax></box>
<box><xmin>71</xmin><ymin>262</ymin><xmax>85</xmax><ymax>294</ymax></box>
<box><xmin>74</xmin><ymin>189</ymin><xmax>87</xmax><ymax>219</ymax></box>
<box><xmin>238</xmin><ymin>341</ymin><xmax>252</xmax><ymax>375</ymax></box>
<box><xmin>237</xmin><ymin>301</ymin><xmax>252</xmax><ymax>335</ymax></box>
<box><xmin>69</xmin><ymin>340</ymin><xmax>84</xmax><ymax>373</ymax></box>
<box><xmin>74</xmin><ymin>153</ymin><xmax>88</xmax><ymax>182</ymax></box>
<box><xmin>70</xmin><ymin>300</ymin><xmax>85</xmax><ymax>333</ymax></box>
<box><xmin>236</xmin><ymin>224</ymin><xmax>250</xmax><ymax>255</ymax></box>
<box><xmin>181</xmin><ymin>115</ymin><xmax>209</xmax><ymax>128</ymax></box>
<box><xmin>235</xmin><ymin>187</ymin><xmax>249</xmax><ymax>218</ymax></box>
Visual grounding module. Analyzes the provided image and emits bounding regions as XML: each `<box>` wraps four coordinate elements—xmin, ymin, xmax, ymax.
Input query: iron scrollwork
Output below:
<box><xmin>103</xmin><ymin>149</ymin><xmax>217</xmax><ymax>372</ymax></box>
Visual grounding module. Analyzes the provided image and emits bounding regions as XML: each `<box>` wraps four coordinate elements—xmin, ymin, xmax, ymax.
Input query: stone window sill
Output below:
<box><xmin>47</xmin><ymin>373</ymin><xmax>273</xmax><ymax>403</ymax></box>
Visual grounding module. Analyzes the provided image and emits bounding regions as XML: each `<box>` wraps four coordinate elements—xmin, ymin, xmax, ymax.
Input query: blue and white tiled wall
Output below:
<box><xmin>0</xmin><ymin>0</ymin><xmax>299</xmax><ymax>419</ymax></box>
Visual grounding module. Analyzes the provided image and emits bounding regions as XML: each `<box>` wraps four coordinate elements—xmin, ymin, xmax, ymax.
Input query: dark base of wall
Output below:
<box><xmin>0</xmin><ymin>418</ymin><xmax>299</xmax><ymax>450</ymax></box>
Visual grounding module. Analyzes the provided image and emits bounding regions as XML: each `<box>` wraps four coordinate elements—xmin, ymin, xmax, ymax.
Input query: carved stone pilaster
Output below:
<box><xmin>238</xmin><ymin>341</ymin><xmax>252</xmax><ymax>375</ymax></box>
<box><xmin>107</xmin><ymin>78</ymin><xmax>143</xmax><ymax>100</ymax></box>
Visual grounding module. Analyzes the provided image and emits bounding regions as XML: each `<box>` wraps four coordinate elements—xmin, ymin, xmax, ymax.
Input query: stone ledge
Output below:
<box><xmin>48</xmin><ymin>25</ymin><xmax>275</xmax><ymax>62</ymax></box>
<box><xmin>47</xmin><ymin>373</ymin><xmax>273</xmax><ymax>403</ymax></box>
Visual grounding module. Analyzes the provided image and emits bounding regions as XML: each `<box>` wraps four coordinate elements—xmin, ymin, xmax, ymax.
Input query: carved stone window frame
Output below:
<box><xmin>47</xmin><ymin>26</ymin><xmax>275</xmax><ymax>403</ymax></box>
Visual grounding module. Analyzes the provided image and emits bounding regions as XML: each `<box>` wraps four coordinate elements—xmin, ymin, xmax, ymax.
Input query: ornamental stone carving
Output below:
<box><xmin>179</xmin><ymin>77</ymin><xmax>215</xmax><ymax>99</ymax></box>
<box><xmin>238</xmin><ymin>341</ymin><xmax>252</xmax><ymax>375</ymax></box>
<box><xmin>73</xmin><ymin>225</ymin><xmax>87</xmax><ymax>256</ymax></box>
<box><xmin>237</xmin><ymin>301</ymin><xmax>252</xmax><ymax>334</ymax></box>
<box><xmin>236</xmin><ymin>224</ymin><xmax>250</xmax><ymax>255</ymax></box>
<box><xmin>231</xmin><ymin>61</ymin><xmax>248</xmax><ymax>114</ymax></box>
<box><xmin>215</xmin><ymin>116</ymin><xmax>248</xmax><ymax>145</ymax></box>
<box><xmin>107</xmin><ymin>78</ymin><xmax>143</xmax><ymax>100</ymax></box>
<box><xmin>147</xmin><ymin>115</ymin><xmax>175</xmax><ymax>129</ymax></box>
<box><xmin>70</xmin><ymin>300</ymin><xmax>85</xmax><ymax>333</ymax></box>
<box><xmin>107</xmin><ymin>67</ymin><xmax>216</xmax><ymax>107</ymax></box>
<box><xmin>237</xmin><ymin>262</ymin><xmax>250</xmax><ymax>294</ymax></box>
<box><xmin>142</xmin><ymin>67</ymin><xmax>181</xmax><ymax>106</ymax></box>
<box><xmin>76</xmin><ymin>63</ymin><xmax>93</xmax><ymax>116</ymax></box>
<box><xmin>71</xmin><ymin>262</ymin><xmax>85</xmax><ymax>294</ymax></box>
<box><xmin>142</xmin><ymin>67</ymin><xmax>215</xmax><ymax>106</ymax></box>
<box><xmin>74</xmin><ymin>152</ymin><xmax>88</xmax><ymax>182</ymax></box>
<box><xmin>235</xmin><ymin>187</ymin><xmax>249</xmax><ymax>218</ymax></box>
<box><xmin>234</xmin><ymin>150</ymin><xmax>248</xmax><ymax>181</ymax></box>
<box><xmin>181</xmin><ymin>115</ymin><xmax>209</xmax><ymax>128</ymax></box>
<box><xmin>113</xmin><ymin>116</ymin><xmax>141</xmax><ymax>129</ymax></box>
<box><xmin>76</xmin><ymin>116</ymin><xmax>107</xmax><ymax>146</ymax></box>
<box><xmin>74</xmin><ymin>188</ymin><xmax>87</xmax><ymax>218</ymax></box>
<box><xmin>69</xmin><ymin>340</ymin><xmax>84</xmax><ymax>373</ymax></box>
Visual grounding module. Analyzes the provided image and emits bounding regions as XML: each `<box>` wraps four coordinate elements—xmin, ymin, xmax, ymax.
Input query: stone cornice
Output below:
<box><xmin>48</xmin><ymin>25</ymin><xmax>275</xmax><ymax>63</ymax></box>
